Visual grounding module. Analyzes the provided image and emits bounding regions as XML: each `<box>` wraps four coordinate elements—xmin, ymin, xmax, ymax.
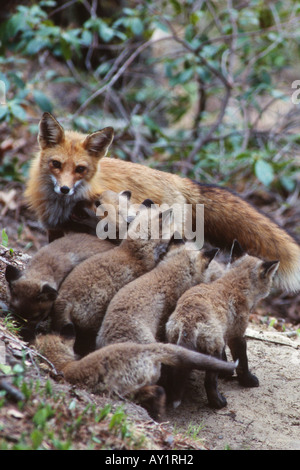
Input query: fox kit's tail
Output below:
<box><xmin>155</xmin><ymin>343</ymin><xmax>237</xmax><ymax>374</ymax></box>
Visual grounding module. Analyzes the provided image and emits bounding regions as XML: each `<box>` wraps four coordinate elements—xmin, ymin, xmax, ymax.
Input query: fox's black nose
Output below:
<box><xmin>60</xmin><ymin>186</ymin><xmax>70</xmax><ymax>194</ymax></box>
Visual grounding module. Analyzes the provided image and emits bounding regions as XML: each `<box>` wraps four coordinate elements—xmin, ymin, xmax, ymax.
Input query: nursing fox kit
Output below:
<box><xmin>24</xmin><ymin>112</ymin><xmax>300</xmax><ymax>292</ymax></box>
<box><xmin>166</xmin><ymin>241</ymin><xmax>280</xmax><ymax>409</ymax></box>
<box><xmin>51</xmin><ymin>203</ymin><xmax>175</xmax><ymax>354</ymax></box>
<box><xmin>97</xmin><ymin>240</ymin><xmax>218</xmax><ymax>348</ymax></box>
<box><xmin>5</xmin><ymin>232</ymin><xmax>114</xmax><ymax>325</ymax></box>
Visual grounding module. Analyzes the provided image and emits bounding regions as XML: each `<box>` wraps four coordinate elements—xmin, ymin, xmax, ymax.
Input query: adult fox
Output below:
<box><xmin>25</xmin><ymin>112</ymin><xmax>300</xmax><ymax>292</ymax></box>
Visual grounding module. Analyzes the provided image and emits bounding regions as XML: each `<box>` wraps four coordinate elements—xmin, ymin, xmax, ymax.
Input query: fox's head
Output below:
<box><xmin>38</xmin><ymin>112</ymin><xmax>114</xmax><ymax>198</ymax></box>
<box><xmin>5</xmin><ymin>264</ymin><xmax>58</xmax><ymax>324</ymax></box>
<box><xmin>229</xmin><ymin>239</ymin><xmax>280</xmax><ymax>303</ymax></box>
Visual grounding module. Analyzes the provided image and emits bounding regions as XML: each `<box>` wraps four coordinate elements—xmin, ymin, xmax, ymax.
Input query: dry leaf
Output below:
<box><xmin>0</xmin><ymin>189</ymin><xmax>18</xmax><ymax>216</ymax></box>
<box><xmin>7</xmin><ymin>408</ymin><xmax>24</xmax><ymax>419</ymax></box>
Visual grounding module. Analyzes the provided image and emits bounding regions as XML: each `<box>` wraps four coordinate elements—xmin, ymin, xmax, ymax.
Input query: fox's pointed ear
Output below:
<box><xmin>38</xmin><ymin>112</ymin><xmax>64</xmax><ymax>149</ymax></box>
<box><xmin>169</xmin><ymin>231</ymin><xmax>185</xmax><ymax>246</ymax></box>
<box><xmin>37</xmin><ymin>284</ymin><xmax>58</xmax><ymax>301</ymax></box>
<box><xmin>84</xmin><ymin>127</ymin><xmax>114</xmax><ymax>158</ymax></box>
<box><xmin>230</xmin><ymin>239</ymin><xmax>245</xmax><ymax>263</ymax></box>
<box><xmin>5</xmin><ymin>265</ymin><xmax>22</xmax><ymax>284</ymax></box>
<box><xmin>140</xmin><ymin>198</ymin><xmax>155</xmax><ymax>209</ymax></box>
<box><xmin>260</xmin><ymin>260</ymin><xmax>280</xmax><ymax>279</ymax></box>
<box><xmin>119</xmin><ymin>190</ymin><xmax>132</xmax><ymax>201</ymax></box>
<box><xmin>203</xmin><ymin>248</ymin><xmax>219</xmax><ymax>266</ymax></box>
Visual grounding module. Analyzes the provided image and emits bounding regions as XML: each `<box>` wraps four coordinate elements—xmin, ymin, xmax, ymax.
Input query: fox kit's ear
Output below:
<box><xmin>203</xmin><ymin>248</ymin><xmax>219</xmax><ymax>266</ymax></box>
<box><xmin>5</xmin><ymin>264</ymin><xmax>22</xmax><ymax>284</ymax></box>
<box><xmin>140</xmin><ymin>198</ymin><xmax>155</xmax><ymax>209</ymax></box>
<box><xmin>119</xmin><ymin>190</ymin><xmax>132</xmax><ymax>201</ymax></box>
<box><xmin>38</xmin><ymin>112</ymin><xmax>65</xmax><ymax>149</ymax></box>
<box><xmin>230</xmin><ymin>239</ymin><xmax>245</xmax><ymax>263</ymax></box>
<box><xmin>84</xmin><ymin>127</ymin><xmax>114</xmax><ymax>157</ymax></box>
<box><xmin>169</xmin><ymin>231</ymin><xmax>185</xmax><ymax>246</ymax></box>
<box><xmin>260</xmin><ymin>260</ymin><xmax>280</xmax><ymax>279</ymax></box>
<box><xmin>37</xmin><ymin>284</ymin><xmax>58</xmax><ymax>302</ymax></box>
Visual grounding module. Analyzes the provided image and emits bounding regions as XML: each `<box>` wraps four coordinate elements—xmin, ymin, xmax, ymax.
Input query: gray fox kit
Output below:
<box><xmin>34</xmin><ymin>328</ymin><xmax>237</xmax><ymax>420</ymax></box>
<box><xmin>166</xmin><ymin>240</ymin><xmax>279</xmax><ymax>409</ymax></box>
<box><xmin>96</xmin><ymin>239</ymin><xmax>218</xmax><ymax>348</ymax></box>
<box><xmin>51</xmin><ymin>202</ymin><xmax>175</xmax><ymax>355</ymax></box>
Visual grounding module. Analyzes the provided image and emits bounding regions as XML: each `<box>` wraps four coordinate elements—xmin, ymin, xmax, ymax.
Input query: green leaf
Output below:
<box><xmin>10</xmin><ymin>103</ymin><xmax>27</xmax><ymax>121</ymax></box>
<box><xmin>33</xmin><ymin>90</ymin><xmax>53</xmax><ymax>112</ymax></box>
<box><xmin>0</xmin><ymin>105</ymin><xmax>8</xmax><ymax>121</ymax></box>
<box><xmin>130</xmin><ymin>17</ymin><xmax>144</xmax><ymax>36</ymax></box>
<box><xmin>254</xmin><ymin>159</ymin><xmax>274</xmax><ymax>186</ymax></box>
<box><xmin>1</xmin><ymin>228</ymin><xmax>8</xmax><ymax>247</ymax></box>
<box><xmin>30</xmin><ymin>429</ymin><xmax>44</xmax><ymax>450</ymax></box>
<box><xmin>98</xmin><ymin>21</ymin><xmax>115</xmax><ymax>42</ymax></box>
<box><xmin>26</xmin><ymin>38</ymin><xmax>48</xmax><ymax>55</ymax></box>
<box><xmin>0</xmin><ymin>364</ymin><xmax>12</xmax><ymax>374</ymax></box>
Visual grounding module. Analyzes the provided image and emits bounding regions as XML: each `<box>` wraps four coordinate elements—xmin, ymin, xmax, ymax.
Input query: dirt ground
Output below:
<box><xmin>166</xmin><ymin>323</ymin><xmax>300</xmax><ymax>450</ymax></box>
<box><xmin>1</xmin><ymin>241</ymin><xmax>299</xmax><ymax>450</ymax></box>
<box><xmin>0</xmin><ymin>177</ymin><xmax>299</xmax><ymax>450</ymax></box>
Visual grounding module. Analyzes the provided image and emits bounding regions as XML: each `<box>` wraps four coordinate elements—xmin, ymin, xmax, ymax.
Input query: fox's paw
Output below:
<box><xmin>208</xmin><ymin>393</ymin><xmax>227</xmax><ymax>409</ymax></box>
<box><xmin>238</xmin><ymin>371</ymin><xmax>259</xmax><ymax>388</ymax></box>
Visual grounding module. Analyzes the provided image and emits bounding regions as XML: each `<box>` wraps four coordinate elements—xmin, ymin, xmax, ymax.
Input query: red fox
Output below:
<box><xmin>24</xmin><ymin>112</ymin><xmax>300</xmax><ymax>292</ymax></box>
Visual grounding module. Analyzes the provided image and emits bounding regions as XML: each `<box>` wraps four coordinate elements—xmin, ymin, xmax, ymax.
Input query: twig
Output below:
<box><xmin>72</xmin><ymin>35</ymin><xmax>174</xmax><ymax>119</ymax></box>
<box><xmin>0</xmin><ymin>378</ymin><xmax>25</xmax><ymax>401</ymax></box>
<box><xmin>246</xmin><ymin>329</ymin><xmax>300</xmax><ymax>350</ymax></box>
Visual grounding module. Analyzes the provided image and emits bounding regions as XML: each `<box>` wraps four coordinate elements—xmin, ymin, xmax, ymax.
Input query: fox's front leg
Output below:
<box><xmin>204</xmin><ymin>368</ymin><xmax>227</xmax><ymax>409</ymax></box>
<box><xmin>228</xmin><ymin>336</ymin><xmax>259</xmax><ymax>387</ymax></box>
<box><xmin>167</xmin><ymin>366</ymin><xmax>191</xmax><ymax>409</ymax></box>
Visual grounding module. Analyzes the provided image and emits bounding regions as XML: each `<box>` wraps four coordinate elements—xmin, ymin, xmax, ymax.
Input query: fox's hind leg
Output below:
<box><xmin>166</xmin><ymin>366</ymin><xmax>191</xmax><ymax>409</ymax></box>
<box><xmin>228</xmin><ymin>336</ymin><xmax>259</xmax><ymax>387</ymax></box>
<box><xmin>204</xmin><ymin>350</ymin><xmax>228</xmax><ymax>409</ymax></box>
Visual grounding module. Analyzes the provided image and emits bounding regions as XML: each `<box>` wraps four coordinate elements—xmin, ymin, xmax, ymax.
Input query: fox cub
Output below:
<box><xmin>51</xmin><ymin>202</ymin><xmax>175</xmax><ymax>354</ymax></box>
<box><xmin>35</xmin><ymin>328</ymin><xmax>237</xmax><ymax>421</ymax></box>
<box><xmin>166</xmin><ymin>240</ymin><xmax>280</xmax><ymax>409</ymax></box>
<box><xmin>97</xmin><ymin>239</ymin><xmax>218</xmax><ymax>348</ymax></box>
<box><xmin>5</xmin><ymin>232</ymin><xmax>114</xmax><ymax>326</ymax></box>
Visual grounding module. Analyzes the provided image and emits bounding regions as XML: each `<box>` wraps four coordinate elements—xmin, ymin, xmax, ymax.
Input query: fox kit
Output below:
<box><xmin>24</xmin><ymin>112</ymin><xmax>300</xmax><ymax>292</ymax></box>
<box><xmin>5</xmin><ymin>232</ymin><xmax>114</xmax><ymax>327</ymax></box>
<box><xmin>96</xmin><ymin>240</ymin><xmax>218</xmax><ymax>349</ymax></box>
<box><xmin>51</xmin><ymin>203</ymin><xmax>174</xmax><ymax>355</ymax></box>
<box><xmin>35</xmin><ymin>329</ymin><xmax>237</xmax><ymax>420</ymax></box>
<box><xmin>166</xmin><ymin>240</ymin><xmax>280</xmax><ymax>409</ymax></box>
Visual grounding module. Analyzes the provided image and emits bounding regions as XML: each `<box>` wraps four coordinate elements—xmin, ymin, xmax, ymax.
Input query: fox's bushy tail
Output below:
<box><xmin>181</xmin><ymin>179</ymin><xmax>300</xmax><ymax>292</ymax></box>
<box><xmin>153</xmin><ymin>343</ymin><xmax>237</xmax><ymax>374</ymax></box>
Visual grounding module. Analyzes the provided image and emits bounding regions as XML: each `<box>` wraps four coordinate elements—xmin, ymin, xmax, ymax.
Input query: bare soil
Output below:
<box><xmin>0</xmin><ymin>168</ymin><xmax>299</xmax><ymax>450</ymax></box>
<box><xmin>1</xmin><ymin>243</ymin><xmax>299</xmax><ymax>450</ymax></box>
<box><xmin>166</xmin><ymin>324</ymin><xmax>300</xmax><ymax>450</ymax></box>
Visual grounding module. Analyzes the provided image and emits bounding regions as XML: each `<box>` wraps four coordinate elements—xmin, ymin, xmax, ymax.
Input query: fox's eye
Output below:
<box><xmin>51</xmin><ymin>160</ymin><xmax>62</xmax><ymax>169</ymax></box>
<box><xmin>75</xmin><ymin>165</ymin><xmax>86</xmax><ymax>174</ymax></box>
